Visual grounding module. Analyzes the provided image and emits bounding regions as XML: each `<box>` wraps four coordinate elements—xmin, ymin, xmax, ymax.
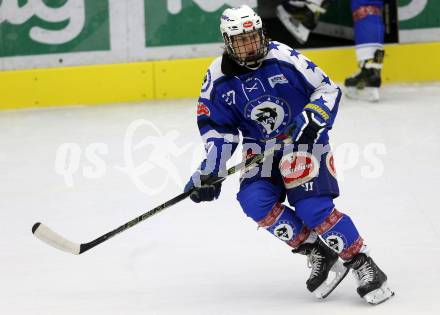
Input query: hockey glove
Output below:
<box><xmin>289</xmin><ymin>104</ymin><xmax>329</xmax><ymax>145</ymax></box>
<box><xmin>184</xmin><ymin>172</ymin><xmax>224</xmax><ymax>203</ymax></box>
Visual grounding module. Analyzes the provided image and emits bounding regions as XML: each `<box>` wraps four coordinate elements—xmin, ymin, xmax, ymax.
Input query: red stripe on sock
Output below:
<box><xmin>352</xmin><ymin>6</ymin><xmax>381</xmax><ymax>21</ymax></box>
<box><xmin>340</xmin><ymin>236</ymin><xmax>364</xmax><ymax>261</ymax></box>
<box><xmin>258</xmin><ymin>202</ymin><xmax>284</xmax><ymax>228</ymax></box>
<box><xmin>287</xmin><ymin>226</ymin><xmax>311</xmax><ymax>248</ymax></box>
<box><xmin>315</xmin><ymin>208</ymin><xmax>344</xmax><ymax>235</ymax></box>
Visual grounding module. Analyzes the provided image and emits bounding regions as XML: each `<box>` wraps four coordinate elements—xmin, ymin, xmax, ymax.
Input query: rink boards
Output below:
<box><xmin>1</xmin><ymin>42</ymin><xmax>439</xmax><ymax>110</ymax></box>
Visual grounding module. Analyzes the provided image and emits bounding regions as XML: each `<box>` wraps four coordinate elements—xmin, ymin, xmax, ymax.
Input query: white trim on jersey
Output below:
<box><xmin>266</xmin><ymin>41</ymin><xmax>339</xmax><ymax>112</ymax></box>
<box><xmin>200</xmin><ymin>57</ymin><xmax>224</xmax><ymax>100</ymax></box>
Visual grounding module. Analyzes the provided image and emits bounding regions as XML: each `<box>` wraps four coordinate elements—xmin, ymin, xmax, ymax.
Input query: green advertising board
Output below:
<box><xmin>144</xmin><ymin>1</ymin><xmax>251</xmax><ymax>47</ymax></box>
<box><xmin>0</xmin><ymin>0</ymin><xmax>439</xmax><ymax>69</ymax></box>
<box><xmin>0</xmin><ymin>0</ymin><xmax>110</xmax><ymax>57</ymax></box>
<box><xmin>143</xmin><ymin>0</ymin><xmax>354</xmax><ymax>47</ymax></box>
<box><xmin>398</xmin><ymin>0</ymin><xmax>440</xmax><ymax>42</ymax></box>
<box><xmin>399</xmin><ymin>0</ymin><xmax>439</xmax><ymax>29</ymax></box>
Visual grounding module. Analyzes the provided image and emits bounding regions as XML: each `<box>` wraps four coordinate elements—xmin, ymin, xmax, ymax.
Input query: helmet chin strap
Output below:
<box><xmin>230</xmin><ymin>52</ymin><xmax>263</xmax><ymax>70</ymax></box>
<box><xmin>243</xmin><ymin>61</ymin><xmax>263</xmax><ymax>70</ymax></box>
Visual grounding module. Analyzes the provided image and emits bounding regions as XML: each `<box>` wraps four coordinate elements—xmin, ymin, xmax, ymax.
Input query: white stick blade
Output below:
<box><xmin>32</xmin><ymin>222</ymin><xmax>81</xmax><ymax>255</ymax></box>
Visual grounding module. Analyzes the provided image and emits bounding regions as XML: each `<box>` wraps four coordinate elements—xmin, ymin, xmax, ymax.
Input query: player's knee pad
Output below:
<box><xmin>314</xmin><ymin>208</ymin><xmax>364</xmax><ymax>261</ymax></box>
<box><xmin>237</xmin><ymin>180</ymin><xmax>282</xmax><ymax>222</ymax></box>
<box><xmin>294</xmin><ymin>195</ymin><xmax>335</xmax><ymax>228</ymax></box>
<box><xmin>258</xmin><ymin>203</ymin><xmax>311</xmax><ymax>248</ymax></box>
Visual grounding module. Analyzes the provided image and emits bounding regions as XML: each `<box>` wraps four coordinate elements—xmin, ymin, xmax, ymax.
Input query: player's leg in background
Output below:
<box><xmin>344</xmin><ymin>0</ymin><xmax>385</xmax><ymax>102</ymax></box>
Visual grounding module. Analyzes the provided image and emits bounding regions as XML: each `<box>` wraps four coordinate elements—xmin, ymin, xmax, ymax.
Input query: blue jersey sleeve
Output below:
<box><xmin>196</xmin><ymin>61</ymin><xmax>240</xmax><ymax>176</ymax></box>
<box><xmin>274</xmin><ymin>42</ymin><xmax>342</xmax><ymax>128</ymax></box>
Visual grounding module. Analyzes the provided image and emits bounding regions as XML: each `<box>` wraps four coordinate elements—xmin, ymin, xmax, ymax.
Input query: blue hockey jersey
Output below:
<box><xmin>196</xmin><ymin>41</ymin><xmax>342</xmax><ymax>174</ymax></box>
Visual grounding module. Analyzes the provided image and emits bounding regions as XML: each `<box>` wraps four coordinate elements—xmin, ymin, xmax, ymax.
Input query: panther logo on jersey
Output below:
<box><xmin>255</xmin><ymin>107</ymin><xmax>278</xmax><ymax>130</ymax></box>
<box><xmin>245</xmin><ymin>95</ymin><xmax>291</xmax><ymax>139</ymax></box>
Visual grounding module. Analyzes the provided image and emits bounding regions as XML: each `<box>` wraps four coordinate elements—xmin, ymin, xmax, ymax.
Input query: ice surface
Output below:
<box><xmin>1</xmin><ymin>84</ymin><xmax>440</xmax><ymax>314</ymax></box>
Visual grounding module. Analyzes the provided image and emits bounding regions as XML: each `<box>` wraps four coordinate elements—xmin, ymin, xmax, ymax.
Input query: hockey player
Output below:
<box><xmin>275</xmin><ymin>0</ymin><xmax>385</xmax><ymax>101</ymax></box>
<box><xmin>184</xmin><ymin>5</ymin><xmax>394</xmax><ymax>304</ymax></box>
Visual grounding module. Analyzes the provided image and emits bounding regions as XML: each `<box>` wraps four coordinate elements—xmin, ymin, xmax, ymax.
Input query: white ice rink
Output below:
<box><xmin>1</xmin><ymin>84</ymin><xmax>440</xmax><ymax>315</ymax></box>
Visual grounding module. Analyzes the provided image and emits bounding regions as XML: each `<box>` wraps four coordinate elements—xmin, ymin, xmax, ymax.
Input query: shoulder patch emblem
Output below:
<box><xmin>197</xmin><ymin>102</ymin><xmax>210</xmax><ymax>117</ymax></box>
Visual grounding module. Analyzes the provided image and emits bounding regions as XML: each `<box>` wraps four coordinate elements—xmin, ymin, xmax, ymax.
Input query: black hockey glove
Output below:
<box><xmin>184</xmin><ymin>172</ymin><xmax>224</xmax><ymax>203</ymax></box>
<box><xmin>289</xmin><ymin>104</ymin><xmax>329</xmax><ymax>145</ymax></box>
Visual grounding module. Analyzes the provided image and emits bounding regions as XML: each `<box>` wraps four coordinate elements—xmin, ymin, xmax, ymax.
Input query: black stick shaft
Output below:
<box><xmin>77</xmin><ymin>143</ymin><xmax>281</xmax><ymax>254</ymax></box>
<box><xmin>79</xmin><ymin>190</ymin><xmax>193</xmax><ymax>253</ymax></box>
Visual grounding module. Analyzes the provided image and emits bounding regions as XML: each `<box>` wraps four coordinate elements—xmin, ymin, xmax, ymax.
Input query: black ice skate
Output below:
<box><xmin>293</xmin><ymin>237</ymin><xmax>349</xmax><ymax>299</ymax></box>
<box><xmin>276</xmin><ymin>0</ymin><xmax>331</xmax><ymax>44</ymax></box>
<box><xmin>344</xmin><ymin>253</ymin><xmax>395</xmax><ymax>305</ymax></box>
<box><xmin>344</xmin><ymin>49</ymin><xmax>384</xmax><ymax>102</ymax></box>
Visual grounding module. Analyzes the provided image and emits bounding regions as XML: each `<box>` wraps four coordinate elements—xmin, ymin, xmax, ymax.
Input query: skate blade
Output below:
<box><xmin>314</xmin><ymin>259</ymin><xmax>349</xmax><ymax>299</ymax></box>
<box><xmin>276</xmin><ymin>5</ymin><xmax>310</xmax><ymax>44</ymax></box>
<box><xmin>364</xmin><ymin>282</ymin><xmax>395</xmax><ymax>305</ymax></box>
<box><xmin>345</xmin><ymin>87</ymin><xmax>380</xmax><ymax>102</ymax></box>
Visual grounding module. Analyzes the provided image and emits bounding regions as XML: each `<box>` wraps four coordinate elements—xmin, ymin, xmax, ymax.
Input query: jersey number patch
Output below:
<box><xmin>222</xmin><ymin>90</ymin><xmax>236</xmax><ymax>106</ymax></box>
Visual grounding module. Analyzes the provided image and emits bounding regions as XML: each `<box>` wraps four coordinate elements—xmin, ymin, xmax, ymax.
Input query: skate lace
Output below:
<box><xmin>354</xmin><ymin>262</ymin><xmax>374</xmax><ymax>286</ymax></box>
<box><xmin>307</xmin><ymin>248</ymin><xmax>324</xmax><ymax>278</ymax></box>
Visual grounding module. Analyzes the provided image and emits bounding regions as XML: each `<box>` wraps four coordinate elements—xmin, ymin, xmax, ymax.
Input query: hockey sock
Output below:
<box><xmin>352</xmin><ymin>3</ymin><xmax>385</xmax><ymax>61</ymax></box>
<box><xmin>258</xmin><ymin>202</ymin><xmax>312</xmax><ymax>248</ymax></box>
<box><xmin>315</xmin><ymin>208</ymin><xmax>364</xmax><ymax>261</ymax></box>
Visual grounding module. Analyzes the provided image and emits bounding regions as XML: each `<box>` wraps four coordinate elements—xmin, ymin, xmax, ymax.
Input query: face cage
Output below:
<box><xmin>224</xmin><ymin>29</ymin><xmax>269</xmax><ymax>67</ymax></box>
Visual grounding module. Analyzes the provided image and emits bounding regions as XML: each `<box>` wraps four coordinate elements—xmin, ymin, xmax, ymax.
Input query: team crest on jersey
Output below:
<box><xmin>324</xmin><ymin>232</ymin><xmax>347</xmax><ymax>254</ymax></box>
<box><xmin>245</xmin><ymin>95</ymin><xmax>291</xmax><ymax>139</ymax></box>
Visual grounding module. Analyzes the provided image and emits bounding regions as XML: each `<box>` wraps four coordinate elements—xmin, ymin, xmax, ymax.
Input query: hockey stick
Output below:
<box><xmin>32</xmin><ymin>143</ymin><xmax>283</xmax><ymax>255</ymax></box>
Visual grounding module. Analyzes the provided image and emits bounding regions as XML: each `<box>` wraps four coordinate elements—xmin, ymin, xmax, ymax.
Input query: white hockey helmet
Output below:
<box><xmin>220</xmin><ymin>5</ymin><xmax>268</xmax><ymax>66</ymax></box>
